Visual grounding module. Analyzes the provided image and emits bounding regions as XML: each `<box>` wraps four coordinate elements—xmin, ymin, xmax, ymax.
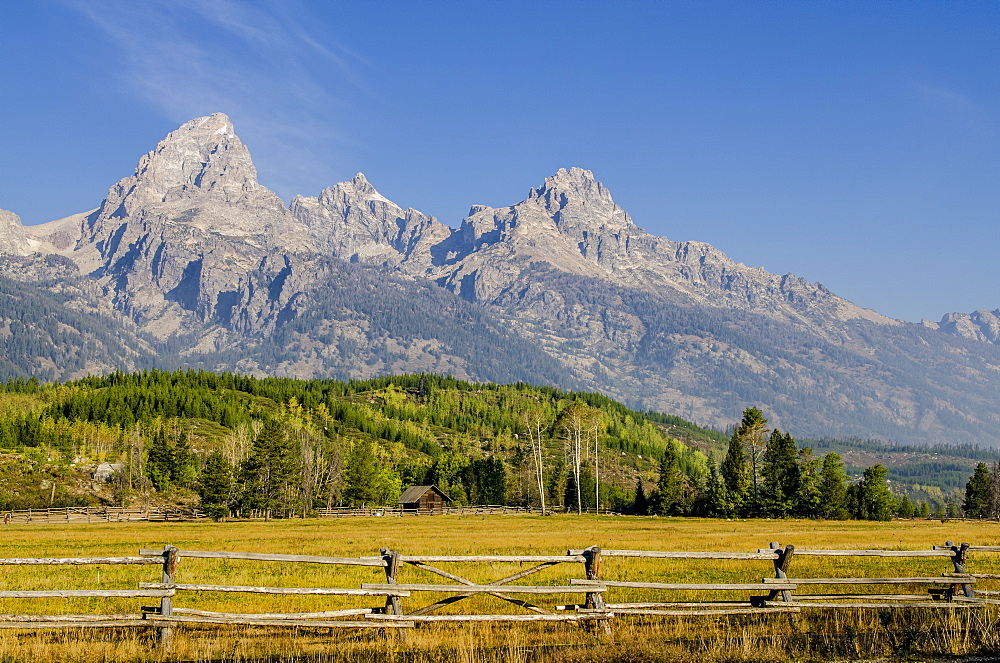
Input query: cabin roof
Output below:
<box><xmin>398</xmin><ymin>485</ymin><xmax>451</xmax><ymax>504</ymax></box>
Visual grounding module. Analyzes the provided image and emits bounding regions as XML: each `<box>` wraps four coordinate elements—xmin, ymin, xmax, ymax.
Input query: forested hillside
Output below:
<box><xmin>0</xmin><ymin>371</ymin><xmax>700</xmax><ymax>515</ymax></box>
<box><xmin>0</xmin><ymin>370</ymin><xmax>992</xmax><ymax>520</ymax></box>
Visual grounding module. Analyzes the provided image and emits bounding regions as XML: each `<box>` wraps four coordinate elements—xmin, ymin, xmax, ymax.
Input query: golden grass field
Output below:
<box><xmin>1</xmin><ymin>515</ymin><xmax>999</xmax><ymax>662</ymax></box>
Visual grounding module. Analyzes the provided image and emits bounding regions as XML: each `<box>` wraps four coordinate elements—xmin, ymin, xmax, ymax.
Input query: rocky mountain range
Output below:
<box><xmin>2</xmin><ymin>113</ymin><xmax>999</xmax><ymax>446</ymax></box>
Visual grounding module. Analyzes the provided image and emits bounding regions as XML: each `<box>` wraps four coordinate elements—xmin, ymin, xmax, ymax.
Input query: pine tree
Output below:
<box><xmin>818</xmin><ymin>453</ymin><xmax>849</xmax><ymax>519</ymax></box>
<box><xmin>795</xmin><ymin>447</ymin><xmax>822</xmax><ymax>518</ymax></box>
<box><xmin>239</xmin><ymin>417</ymin><xmax>302</xmax><ymax>519</ymax></box>
<box><xmin>655</xmin><ymin>444</ymin><xmax>685</xmax><ymax>515</ymax></box>
<box><xmin>722</xmin><ymin>407</ymin><xmax>767</xmax><ymax>515</ymax></box>
<box><xmin>898</xmin><ymin>494</ymin><xmax>915</xmax><ymax>519</ymax></box>
<box><xmin>702</xmin><ymin>454</ymin><xmax>729</xmax><ymax>516</ymax></box>
<box><xmin>760</xmin><ymin>429</ymin><xmax>799</xmax><ymax>517</ymax></box>
<box><xmin>171</xmin><ymin>428</ymin><xmax>198</xmax><ymax>489</ymax></box>
<box><xmin>632</xmin><ymin>479</ymin><xmax>648</xmax><ymax>516</ymax></box>
<box><xmin>721</xmin><ymin>429</ymin><xmax>751</xmax><ymax>514</ymax></box>
<box><xmin>343</xmin><ymin>440</ymin><xmax>380</xmax><ymax>506</ymax></box>
<box><xmin>857</xmin><ymin>464</ymin><xmax>894</xmax><ymax>521</ymax></box>
<box><xmin>990</xmin><ymin>462</ymin><xmax>1000</xmax><ymax>519</ymax></box>
<box><xmin>146</xmin><ymin>427</ymin><xmax>173</xmax><ymax>491</ymax></box>
<box><xmin>198</xmin><ymin>451</ymin><xmax>233</xmax><ymax>521</ymax></box>
<box><xmin>963</xmin><ymin>462</ymin><xmax>992</xmax><ymax>518</ymax></box>
<box><xmin>564</xmin><ymin>470</ymin><xmax>579</xmax><ymax>512</ymax></box>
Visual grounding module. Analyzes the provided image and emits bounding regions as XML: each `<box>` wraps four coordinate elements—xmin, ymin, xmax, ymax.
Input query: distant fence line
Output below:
<box><xmin>2</xmin><ymin>505</ymin><xmax>621</xmax><ymax>524</ymax></box>
<box><xmin>6</xmin><ymin>506</ymin><xmax>994</xmax><ymax>526</ymax></box>
<box><xmin>2</xmin><ymin>506</ymin><xmax>205</xmax><ymax>525</ymax></box>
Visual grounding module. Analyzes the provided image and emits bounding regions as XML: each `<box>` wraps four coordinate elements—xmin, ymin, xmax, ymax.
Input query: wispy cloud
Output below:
<box><xmin>909</xmin><ymin>81</ymin><xmax>994</xmax><ymax>139</ymax></box>
<box><xmin>65</xmin><ymin>0</ymin><xmax>369</xmax><ymax>200</ymax></box>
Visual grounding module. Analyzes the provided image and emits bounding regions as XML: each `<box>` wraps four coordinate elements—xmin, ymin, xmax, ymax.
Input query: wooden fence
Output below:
<box><xmin>0</xmin><ymin>540</ymin><xmax>995</xmax><ymax>644</ymax></box>
<box><xmin>3</xmin><ymin>504</ymin><xmax>611</xmax><ymax>524</ymax></box>
<box><xmin>1</xmin><ymin>506</ymin><xmax>206</xmax><ymax>524</ymax></box>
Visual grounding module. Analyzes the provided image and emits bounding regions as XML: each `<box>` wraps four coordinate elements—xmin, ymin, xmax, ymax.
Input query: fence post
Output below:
<box><xmin>380</xmin><ymin>548</ymin><xmax>406</xmax><ymax>640</ymax></box>
<box><xmin>158</xmin><ymin>545</ymin><xmax>178</xmax><ymax>647</ymax></box>
<box><xmin>583</xmin><ymin>545</ymin><xmax>612</xmax><ymax>635</ymax></box>
<box><xmin>758</xmin><ymin>541</ymin><xmax>795</xmax><ymax>605</ymax></box>
<box><xmin>946</xmin><ymin>540</ymin><xmax>976</xmax><ymax>599</ymax></box>
<box><xmin>381</xmin><ymin>548</ymin><xmax>403</xmax><ymax>616</ymax></box>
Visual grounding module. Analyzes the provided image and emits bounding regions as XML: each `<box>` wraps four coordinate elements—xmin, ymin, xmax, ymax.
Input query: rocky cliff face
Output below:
<box><xmin>290</xmin><ymin>173</ymin><xmax>450</xmax><ymax>271</ymax></box>
<box><xmin>24</xmin><ymin>113</ymin><xmax>311</xmax><ymax>338</ymax></box>
<box><xmin>2</xmin><ymin>114</ymin><xmax>998</xmax><ymax>446</ymax></box>
<box><xmin>0</xmin><ymin>210</ymin><xmax>30</xmax><ymax>256</ymax></box>
<box><xmin>306</xmin><ymin>166</ymin><xmax>895</xmax><ymax>337</ymax></box>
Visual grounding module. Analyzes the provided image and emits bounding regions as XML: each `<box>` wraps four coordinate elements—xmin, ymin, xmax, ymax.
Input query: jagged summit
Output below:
<box><xmin>291</xmin><ymin>173</ymin><xmax>450</xmax><ymax>268</ymax></box>
<box><xmin>99</xmin><ymin>112</ymin><xmax>267</xmax><ymax>217</ymax></box>
<box><xmin>926</xmin><ymin>308</ymin><xmax>1000</xmax><ymax>344</ymax></box>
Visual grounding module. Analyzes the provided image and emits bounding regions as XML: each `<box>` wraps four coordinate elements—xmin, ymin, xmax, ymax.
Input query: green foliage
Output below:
<box><xmin>963</xmin><ymin>462</ymin><xmax>992</xmax><ymax>518</ymax></box>
<box><xmin>818</xmin><ymin>453</ymin><xmax>850</xmax><ymax>519</ymax></box>
<box><xmin>654</xmin><ymin>442</ymin><xmax>685</xmax><ymax>515</ymax></box>
<box><xmin>238</xmin><ymin>418</ymin><xmax>302</xmax><ymax>517</ymax></box>
<box><xmin>198</xmin><ymin>451</ymin><xmax>233</xmax><ymax>521</ymax></box>
<box><xmin>760</xmin><ymin>429</ymin><xmax>799</xmax><ymax>517</ymax></box>
<box><xmin>855</xmin><ymin>464</ymin><xmax>895</xmax><ymax>521</ymax></box>
<box><xmin>721</xmin><ymin>427</ymin><xmax>752</xmax><ymax>513</ymax></box>
<box><xmin>0</xmin><ymin>371</ymin><xmax>937</xmax><ymax>524</ymax></box>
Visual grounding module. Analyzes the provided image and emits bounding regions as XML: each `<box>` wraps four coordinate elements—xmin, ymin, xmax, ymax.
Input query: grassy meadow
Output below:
<box><xmin>1</xmin><ymin>514</ymin><xmax>999</xmax><ymax>662</ymax></box>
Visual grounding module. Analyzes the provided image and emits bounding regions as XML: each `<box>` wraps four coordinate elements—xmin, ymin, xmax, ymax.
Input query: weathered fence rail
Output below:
<box><xmin>0</xmin><ymin>540</ymin><xmax>996</xmax><ymax>645</ymax></box>
<box><xmin>2</xmin><ymin>506</ymin><xmax>206</xmax><ymax>524</ymax></box>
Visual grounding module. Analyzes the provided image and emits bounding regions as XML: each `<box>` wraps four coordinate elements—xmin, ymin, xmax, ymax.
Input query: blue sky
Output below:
<box><xmin>1</xmin><ymin>1</ymin><xmax>997</xmax><ymax>323</ymax></box>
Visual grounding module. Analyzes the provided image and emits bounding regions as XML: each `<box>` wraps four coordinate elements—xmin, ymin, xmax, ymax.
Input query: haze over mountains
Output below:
<box><xmin>2</xmin><ymin>113</ymin><xmax>998</xmax><ymax>447</ymax></box>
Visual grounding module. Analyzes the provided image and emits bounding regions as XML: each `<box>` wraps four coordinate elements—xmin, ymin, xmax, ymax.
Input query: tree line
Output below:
<box><xmin>1</xmin><ymin>371</ymin><xmax>994</xmax><ymax>521</ymax></box>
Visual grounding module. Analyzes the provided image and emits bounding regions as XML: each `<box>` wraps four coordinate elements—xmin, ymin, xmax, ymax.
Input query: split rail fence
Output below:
<box><xmin>3</xmin><ymin>504</ymin><xmax>609</xmax><ymax>524</ymax></box>
<box><xmin>2</xmin><ymin>506</ymin><xmax>206</xmax><ymax>524</ymax></box>
<box><xmin>0</xmin><ymin>541</ymin><xmax>996</xmax><ymax>642</ymax></box>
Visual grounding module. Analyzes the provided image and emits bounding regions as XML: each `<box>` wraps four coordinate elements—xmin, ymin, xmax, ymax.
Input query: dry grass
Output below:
<box><xmin>1</xmin><ymin>515</ymin><xmax>999</xmax><ymax>662</ymax></box>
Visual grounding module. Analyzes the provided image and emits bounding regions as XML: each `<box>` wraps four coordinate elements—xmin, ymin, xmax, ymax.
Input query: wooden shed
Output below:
<box><xmin>398</xmin><ymin>485</ymin><xmax>451</xmax><ymax>515</ymax></box>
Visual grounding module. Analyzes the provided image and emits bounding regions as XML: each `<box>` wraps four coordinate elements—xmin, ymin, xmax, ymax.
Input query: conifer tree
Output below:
<box><xmin>898</xmin><ymin>494</ymin><xmax>915</xmax><ymax>519</ymax></box>
<box><xmin>343</xmin><ymin>440</ymin><xmax>380</xmax><ymax>506</ymax></box>
<box><xmin>857</xmin><ymin>464</ymin><xmax>894</xmax><ymax>521</ymax></box>
<box><xmin>721</xmin><ymin>430</ymin><xmax>749</xmax><ymax>509</ymax></box>
<box><xmin>239</xmin><ymin>417</ymin><xmax>302</xmax><ymax>519</ymax></box>
<box><xmin>632</xmin><ymin>479</ymin><xmax>648</xmax><ymax>516</ymax></box>
<box><xmin>655</xmin><ymin>443</ymin><xmax>685</xmax><ymax>515</ymax></box>
<box><xmin>721</xmin><ymin>408</ymin><xmax>766</xmax><ymax>514</ymax></box>
<box><xmin>760</xmin><ymin>429</ymin><xmax>799</xmax><ymax>517</ymax></box>
<box><xmin>146</xmin><ymin>427</ymin><xmax>173</xmax><ymax>491</ymax></box>
<box><xmin>198</xmin><ymin>451</ymin><xmax>233</xmax><ymax>521</ymax></box>
<box><xmin>990</xmin><ymin>462</ymin><xmax>1000</xmax><ymax>519</ymax></box>
<box><xmin>963</xmin><ymin>462</ymin><xmax>992</xmax><ymax>518</ymax></box>
<box><xmin>818</xmin><ymin>453</ymin><xmax>849</xmax><ymax>519</ymax></box>
<box><xmin>795</xmin><ymin>447</ymin><xmax>822</xmax><ymax>518</ymax></box>
<box><xmin>702</xmin><ymin>454</ymin><xmax>729</xmax><ymax>516</ymax></box>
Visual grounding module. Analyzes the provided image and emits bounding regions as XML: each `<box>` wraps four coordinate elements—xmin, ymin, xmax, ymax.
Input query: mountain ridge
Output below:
<box><xmin>2</xmin><ymin>113</ymin><xmax>998</xmax><ymax>446</ymax></box>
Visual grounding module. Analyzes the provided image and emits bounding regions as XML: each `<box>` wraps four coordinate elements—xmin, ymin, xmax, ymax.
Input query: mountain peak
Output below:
<box><xmin>523</xmin><ymin>167</ymin><xmax>630</xmax><ymax>237</ymax></box>
<box><xmin>533</xmin><ymin>167</ymin><xmax>606</xmax><ymax>200</ymax></box>
<box><xmin>184</xmin><ymin>112</ymin><xmax>235</xmax><ymax>137</ymax></box>
<box><xmin>94</xmin><ymin>112</ymin><xmax>273</xmax><ymax>225</ymax></box>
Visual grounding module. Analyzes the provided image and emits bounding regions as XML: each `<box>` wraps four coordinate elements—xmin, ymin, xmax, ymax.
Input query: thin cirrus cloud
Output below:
<box><xmin>65</xmin><ymin>0</ymin><xmax>369</xmax><ymax>200</ymax></box>
<box><xmin>908</xmin><ymin>81</ymin><xmax>994</xmax><ymax>138</ymax></box>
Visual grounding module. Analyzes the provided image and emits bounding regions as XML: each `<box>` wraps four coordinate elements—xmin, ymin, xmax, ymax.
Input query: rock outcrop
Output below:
<box><xmin>0</xmin><ymin>210</ymin><xmax>30</xmax><ymax>256</ymax></box>
<box><xmin>925</xmin><ymin>309</ymin><xmax>1000</xmax><ymax>344</ymax></box>
<box><xmin>290</xmin><ymin>173</ymin><xmax>450</xmax><ymax>271</ymax></box>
